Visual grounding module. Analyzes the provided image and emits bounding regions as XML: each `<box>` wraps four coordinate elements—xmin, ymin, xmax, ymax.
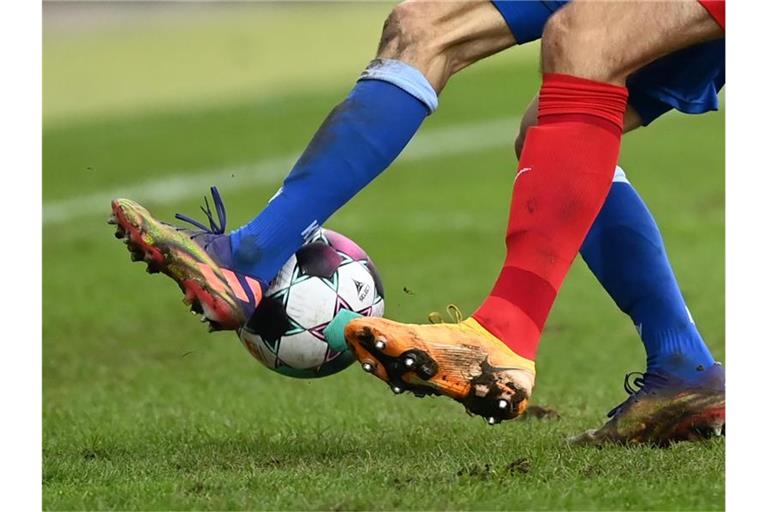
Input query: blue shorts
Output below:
<box><xmin>490</xmin><ymin>0</ymin><xmax>725</xmax><ymax>125</ymax></box>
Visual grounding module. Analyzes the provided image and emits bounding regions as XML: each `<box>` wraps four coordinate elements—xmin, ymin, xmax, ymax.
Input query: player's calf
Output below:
<box><xmin>223</xmin><ymin>0</ymin><xmax>518</xmax><ymax>290</ymax></box>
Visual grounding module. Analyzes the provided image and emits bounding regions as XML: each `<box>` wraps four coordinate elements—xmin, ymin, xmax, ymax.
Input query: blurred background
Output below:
<box><xmin>43</xmin><ymin>2</ymin><xmax>724</xmax><ymax>510</ymax></box>
<box><xmin>45</xmin><ymin>1</ymin><xmax>394</xmax><ymax>122</ymax></box>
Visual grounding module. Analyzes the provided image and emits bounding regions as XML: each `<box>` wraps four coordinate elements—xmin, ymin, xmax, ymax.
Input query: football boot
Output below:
<box><xmin>109</xmin><ymin>187</ymin><xmax>264</xmax><ymax>331</ymax></box>
<box><xmin>570</xmin><ymin>363</ymin><xmax>725</xmax><ymax>446</ymax></box>
<box><xmin>341</xmin><ymin>306</ymin><xmax>536</xmax><ymax>425</ymax></box>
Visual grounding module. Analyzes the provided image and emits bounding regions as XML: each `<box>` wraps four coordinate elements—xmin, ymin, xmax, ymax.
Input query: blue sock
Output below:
<box><xmin>229</xmin><ymin>59</ymin><xmax>438</xmax><ymax>284</ymax></box>
<box><xmin>580</xmin><ymin>166</ymin><xmax>715</xmax><ymax>380</ymax></box>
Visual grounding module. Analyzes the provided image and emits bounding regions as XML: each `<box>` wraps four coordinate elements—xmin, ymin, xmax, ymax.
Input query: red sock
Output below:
<box><xmin>474</xmin><ymin>73</ymin><xmax>628</xmax><ymax>360</ymax></box>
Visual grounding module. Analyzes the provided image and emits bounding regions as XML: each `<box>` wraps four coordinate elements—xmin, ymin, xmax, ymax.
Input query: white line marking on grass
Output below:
<box><xmin>43</xmin><ymin>117</ymin><xmax>519</xmax><ymax>226</ymax></box>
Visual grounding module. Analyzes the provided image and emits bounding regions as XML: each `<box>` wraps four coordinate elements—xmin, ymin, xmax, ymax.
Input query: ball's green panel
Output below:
<box><xmin>271</xmin><ymin>350</ymin><xmax>356</xmax><ymax>379</ymax></box>
<box><xmin>325</xmin><ymin>309</ymin><xmax>362</xmax><ymax>353</ymax></box>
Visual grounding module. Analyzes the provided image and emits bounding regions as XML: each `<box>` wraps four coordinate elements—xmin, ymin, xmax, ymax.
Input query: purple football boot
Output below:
<box><xmin>110</xmin><ymin>187</ymin><xmax>265</xmax><ymax>331</ymax></box>
<box><xmin>570</xmin><ymin>363</ymin><xmax>725</xmax><ymax>447</ymax></box>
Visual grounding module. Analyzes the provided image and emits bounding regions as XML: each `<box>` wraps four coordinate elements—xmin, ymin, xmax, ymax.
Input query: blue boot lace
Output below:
<box><xmin>174</xmin><ymin>186</ymin><xmax>227</xmax><ymax>236</ymax></box>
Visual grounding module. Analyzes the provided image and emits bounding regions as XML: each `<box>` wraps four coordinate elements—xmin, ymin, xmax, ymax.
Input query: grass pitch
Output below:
<box><xmin>43</xmin><ymin>4</ymin><xmax>724</xmax><ymax>510</ymax></box>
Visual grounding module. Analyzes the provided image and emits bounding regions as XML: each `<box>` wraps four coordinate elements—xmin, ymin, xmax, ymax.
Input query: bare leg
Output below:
<box><xmin>542</xmin><ymin>0</ymin><xmax>723</xmax><ymax>83</ymax></box>
<box><xmin>376</xmin><ymin>0</ymin><xmax>517</xmax><ymax>92</ymax></box>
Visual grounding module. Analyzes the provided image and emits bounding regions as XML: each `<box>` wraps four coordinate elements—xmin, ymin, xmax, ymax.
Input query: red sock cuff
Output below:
<box><xmin>538</xmin><ymin>73</ymin><xmax>628</xmax><ymax>134</ymax></box>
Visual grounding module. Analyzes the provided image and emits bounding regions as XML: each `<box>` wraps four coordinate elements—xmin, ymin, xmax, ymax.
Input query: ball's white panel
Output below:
<box><xmin>237</xmin><ymin>228</ymin><xmax>382</xmax><ymax>378</ymax></box>
<box><xmin>267</xmin><ymin>254</ymin><xmax>298</xmax><ymax>295</ymax></box>
<box><xmin>277</xmin><ymin>330</ymin><xmax>328</xmax><ymax>369</ymax></box>
<box><xmin>336</xmin><ymin>261</ymin><xmax>376</xmax><ymax>312</ymax></box>
<box><xmin>307</xmin><ymin>227</ymin><xmax>328</xmax><ymax>244</ymax></box>
<box><xmin>239</xmin><ymin>330</ymin><xmax>278</xmax><ymax>368</ymax></box>
<box><xmin>371</xmin><ymin>298</ymin><xmax>385</xmax><ymax>318</ymax></box>
<box><xmin>285</xmin><ymin>277</ymin><xmax>338</xmax><ymax>329</ymax></box>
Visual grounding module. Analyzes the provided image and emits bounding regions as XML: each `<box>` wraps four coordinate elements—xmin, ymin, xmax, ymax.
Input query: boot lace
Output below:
<box><xmin>427</xmin><ymin>304</ymin><xmax>464</xmax><ymax>324</ymax></box>
<box><xmin>174</xmin><ymin>186</ymin><xmax>227</xmax><ymax>235</ymax></box>
<box><xmin>607</xmin><ymin>371</ymin><xmax>668</xmax><ymax>417</ymax></box>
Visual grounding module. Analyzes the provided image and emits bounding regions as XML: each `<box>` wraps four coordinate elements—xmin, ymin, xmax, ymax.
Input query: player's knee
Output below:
<box><xmin>378</xmin><ymin>2</ymin><xmax>433</xmax><ymax>59</ymax></box>
<box><xmin>540</xmin><ymin>8</ymin><xmax>622</xmax><ymax>83</ymax></box>
<box><xmin>541</xmin><ymin>10</ymin><xmax>587</xmax><ymax>74</ymax></box>
<box><xmin>377</xmin><ymin>1</ymin><xmax>452</xmax><ymax>88</ymax></box>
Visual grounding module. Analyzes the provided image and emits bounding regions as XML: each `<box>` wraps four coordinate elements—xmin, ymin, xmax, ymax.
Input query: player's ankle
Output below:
<box><xmin>471</xmin><ymin>300</ymin><xmax>541</xmax><ymax>362</ymax></box>
<box><xmin>463</xmin><ymin>316</ymin><xmax>537</xmax><ymax>374</ymax></box>
<box><xmin>648</xmin><ymin>354</ymin><xmax>717</xmax><ymax>381</ymax></box>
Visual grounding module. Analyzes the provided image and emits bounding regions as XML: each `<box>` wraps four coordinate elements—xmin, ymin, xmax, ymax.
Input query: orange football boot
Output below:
<box><xmin>343</xmin><ymin>307</ymin><xmax>536</xmax><ymax>425</ymax></box>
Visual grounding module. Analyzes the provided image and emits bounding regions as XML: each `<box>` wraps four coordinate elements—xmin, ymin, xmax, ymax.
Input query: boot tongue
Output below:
<box><xmin>199</xmin><ymin>234</ymin><xmax>233</xmax><ymax>266</ymax></box>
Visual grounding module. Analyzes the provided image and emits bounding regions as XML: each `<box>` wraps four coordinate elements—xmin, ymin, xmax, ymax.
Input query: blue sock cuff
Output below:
<box><xmin>359</xmin><ymin>59</ymin><xmax>438</xmax><ymax>114</ymax></box>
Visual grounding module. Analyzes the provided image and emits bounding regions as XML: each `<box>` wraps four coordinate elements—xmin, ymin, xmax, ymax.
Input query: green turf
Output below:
<box><xmin>43</xmin><ymin>7</ymin><xmax>724</xmax><ymax>511</ymax></box>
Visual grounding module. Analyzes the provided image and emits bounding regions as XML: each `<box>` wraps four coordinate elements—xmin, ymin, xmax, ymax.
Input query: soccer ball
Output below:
<box><xmin>238</xmin><ymin>228</ymin><xmax>384</xmax><ymax>378</ymax></box>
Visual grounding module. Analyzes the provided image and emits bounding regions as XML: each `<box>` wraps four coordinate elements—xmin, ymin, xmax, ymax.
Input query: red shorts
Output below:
<box><xmin>699</xmin><ymin>0</ymin><xmax>725</xmax><ymax>30</ymax></box>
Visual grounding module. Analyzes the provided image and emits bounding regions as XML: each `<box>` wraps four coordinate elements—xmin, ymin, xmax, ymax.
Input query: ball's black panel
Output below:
<box><xmin>295</xmin><ymin>242</ymin><xmax>342</xmax><ymax>279</ymax></box>
<box><xmin>246</xmin><ymin>296</ymin><xmax>291</xmax><ymax>345</ymax></box>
